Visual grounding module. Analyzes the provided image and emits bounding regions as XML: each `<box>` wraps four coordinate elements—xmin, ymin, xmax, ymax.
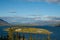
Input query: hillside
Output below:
<box><xmin>0</xmin><ymin>19</ymin><xmax>10</xmax><ymax>26</ymax></box>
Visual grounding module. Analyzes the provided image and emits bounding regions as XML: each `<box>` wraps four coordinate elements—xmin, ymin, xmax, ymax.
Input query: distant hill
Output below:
<box><xmin>0</xmin><ymin>19</ymin><xmax>10</xmax><ymax>26</ymax></box>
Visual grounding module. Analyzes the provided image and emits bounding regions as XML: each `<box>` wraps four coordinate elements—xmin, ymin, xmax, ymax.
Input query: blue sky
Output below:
<box><xmin>0</xmin><ymin>0</ymin><xmax>60</xmax><ymax>17</ymax></box>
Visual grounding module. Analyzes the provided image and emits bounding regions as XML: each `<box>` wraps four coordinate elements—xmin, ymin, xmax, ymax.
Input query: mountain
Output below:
<box><xmin>0</xmin><ymin>19</ymin><xmax>10</xmax><ymax>26</ymax></box>
<box><xmin>0</xmin><ymin>17</ymin><xmax>60</xmax><ymax>26</ymax></box>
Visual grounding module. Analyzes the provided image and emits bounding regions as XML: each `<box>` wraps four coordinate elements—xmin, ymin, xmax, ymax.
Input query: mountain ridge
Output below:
<box><xmin>0</xmin><ymin>19</ymin><xmax>10</xmax><ymax>26</ymax></box>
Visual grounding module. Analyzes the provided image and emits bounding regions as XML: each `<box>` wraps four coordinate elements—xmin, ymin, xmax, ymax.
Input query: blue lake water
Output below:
<box><xmin>0</xmin><ymin>26</ymin><xmax>60</xmax><ymax>40</ymax></box>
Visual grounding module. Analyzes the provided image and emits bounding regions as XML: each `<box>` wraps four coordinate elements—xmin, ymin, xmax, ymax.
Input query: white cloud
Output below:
<box><xmin>27</xmin><ymin>15</ymin><xmax>60</xmax><ymax>21</ymax></box>
<box><xmin>26</xmin><ymin>0</ymin><xmax>43</xmax><ymax>2</ymax></box>
<box><xmin>26</xmin><ymin>0</ymin><xmax>60</xmax><ymax>4</ymax></box>
<box><xmin>2</xmin><ymin>15</ymin><xmax>60</xmax><ymax>21</ymax></box>
<box><xmin>8</xmin><ymin>10</ymin><xmax>16</xmax><ymax>13</ymax></box>
<box><xmin>19</xmin><ymin>15</ymin><xmax>60</xmax><ymax>21</ymax></box>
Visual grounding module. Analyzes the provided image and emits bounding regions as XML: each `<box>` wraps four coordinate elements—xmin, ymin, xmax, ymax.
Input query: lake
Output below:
<box><xmin>0</xmin><ymin>26</ymin><xmax>60</xmax><ymax>40</ymax></box>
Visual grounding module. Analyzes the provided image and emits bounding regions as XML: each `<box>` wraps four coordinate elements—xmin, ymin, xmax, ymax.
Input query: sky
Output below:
<box><xmin>0</xmin><ymin>0</ymin><xmax>60</xmax><ymax>17</ymax></box>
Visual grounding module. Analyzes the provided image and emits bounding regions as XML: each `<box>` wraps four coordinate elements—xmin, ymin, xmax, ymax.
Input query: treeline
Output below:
<box><xmin>0</xmin><ymin>35</ymin><xmax>8</xmax><ymax>40</ymax></box>
<box><xmin>0</xmin><ymin>34</ymin><xmax>25</xmax><ymax>40</ymax></box>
